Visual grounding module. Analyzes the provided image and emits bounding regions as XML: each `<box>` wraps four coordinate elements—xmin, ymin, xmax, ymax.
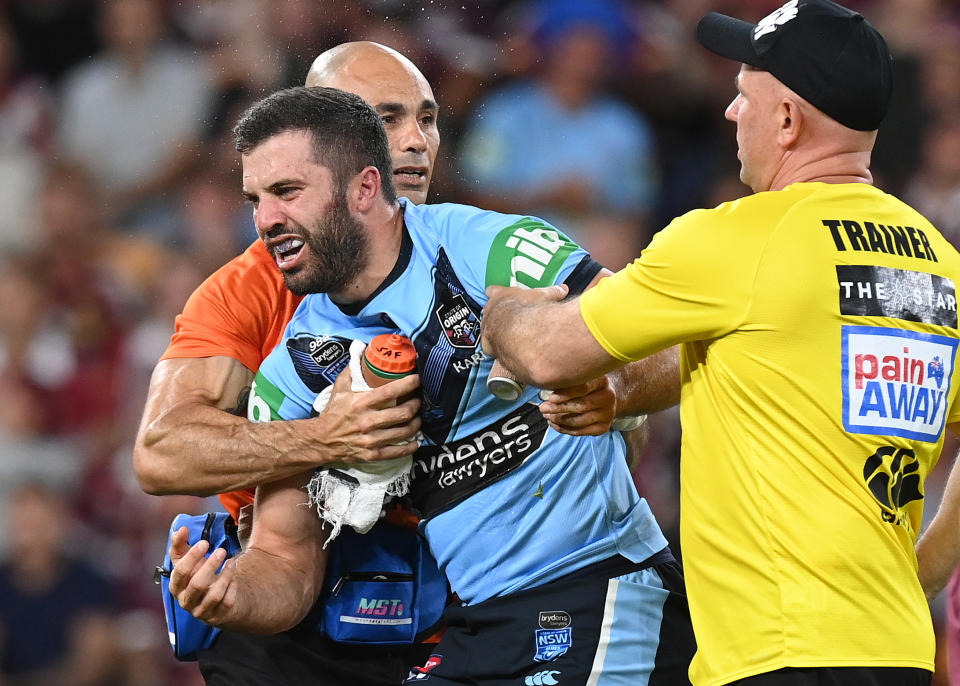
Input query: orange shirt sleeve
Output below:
<box><xmin>161</xmin><ymin>240</ymin><xmax>302</xmax><ymax>521</ymax></box>
<box><xmin>162</xmin><ymin>240</ymin><xmax>303</xmax><ymax>371</ymax></box>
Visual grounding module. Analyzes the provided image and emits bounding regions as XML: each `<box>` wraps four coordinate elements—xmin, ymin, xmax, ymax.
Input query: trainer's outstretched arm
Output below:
<box><xmin>483</xmin><ymin>273</ymin><xmax>681</xmax><ymax>417</ymax></box>
<box><xmin>482</xmin><ymin>284</ymin><xmax>619</xmax><ymax>390</ymax></box>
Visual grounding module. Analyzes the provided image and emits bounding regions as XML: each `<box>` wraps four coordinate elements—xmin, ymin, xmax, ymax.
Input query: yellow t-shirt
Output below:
<box><xmin>581</xmin><ymin>183</ymin><xmax>960</xmax><ymax>686</ymax></box>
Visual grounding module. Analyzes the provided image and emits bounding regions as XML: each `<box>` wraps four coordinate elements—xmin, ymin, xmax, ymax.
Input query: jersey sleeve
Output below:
<box><xmin>426</xmin><ymin>204</ymin><xmax>603</xmax><ymax>302</ymax></box>
<box><xmin>580</xmin><ymin>208</ymin><xmax>758</xmax><ymax>362</ymax></box>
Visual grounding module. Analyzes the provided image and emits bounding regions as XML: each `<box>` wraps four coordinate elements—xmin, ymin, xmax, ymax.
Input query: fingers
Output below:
<box><xmin>189</xmin><ymin>556</ymin><xmax>238</xmax><ymax>621</ymax></box>
<box><xmin>540</xmin><ymin>393</ymin><xmax>612</xmax><ymax>419</ymax></box>
<box><xmin>363</xmin><ymin>373</ymin><xmax>421</xmax><ymax>406</ymax></box>
<box><xmin>180</xmin><ymin>546</ymin><xmax>228</xmax><ymax>609</ymax></box>
<box><xmin>539</xmin><ymin>376</ymin><xmax>615</xmax><ymax>436</ymax></box>
<box><xmin>309</xmin><ymin>391</ymin><xmax>423</xmax><ymax>464</ymax></box>
<box><xmin>324</xmin><ymin>378</ymin><xmax>422</xmax><ymax>431</ymax></box>
<box><xmin>169</xmin><ymin>526</ymin><xmax>193</xmax><ymax>562</ymax></box>
<box><xmin>330</xmin><ymin>365</ymin><xmax>354</xmax><ymax>394</ymax></box>
<box><xmin>541</xmin><ymin>376</ymin><xmax>606</xmax><ymax>404</ymax></box>
<box><xmin>170</xmin><ymin>542</ymin><xmax>236</xmax><ymax>622</ymax></box>
<box><xmin>544</xmin><ymin>414</ymin><xmax>610</xmax><ymax>436</ymax></box>
<box><xmin>544</xmin><ymin>283</ymin><xmax>569</xmax><ymax>301</ymax></box>
<box><xmin>342</xmin><ymin>411</ymin><xmax>423</xmax><ymax>461</ymax></box>
<box><xmin>353</xmin><ymin>395</ymin><xmax>422</xmax><ymax>433</ymax></box>
<box><xmin>485</xmin><ymin>283</ymin><xmax>569</xmax><ymax>303</ymax></box>
<box><xmin>168</xmin><ymin>538</ymin><xmax>209</xmax><ymax>596</ymax></box>
<box><xmin>310</xmin><ymin>368</ymin><xmax>425</xmax><ymax>465</ymax></box>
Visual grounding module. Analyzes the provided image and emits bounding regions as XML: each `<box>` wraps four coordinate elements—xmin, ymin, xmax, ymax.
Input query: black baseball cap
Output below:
<box><xmin>696</xmin><ymin>0</ymin><xmax>893</xmax><ymax>131</ymax></box>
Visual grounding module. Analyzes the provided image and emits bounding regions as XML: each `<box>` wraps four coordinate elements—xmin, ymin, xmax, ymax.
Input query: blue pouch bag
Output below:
<box><xmin>313</xmin><ymin>521</ymin><xmax>447</xmax><ymax>645</ymax></box>
<box><xmin>155</xmin><ymin>512</ymin><xmax>241</xmax><ymax>661</ymax></box>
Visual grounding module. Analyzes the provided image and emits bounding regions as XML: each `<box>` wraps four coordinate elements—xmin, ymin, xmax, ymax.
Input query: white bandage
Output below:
<box><xmin>306</xmin><ymin>339</ymin><xmax>415</xmax><ymax>543</ymax></box>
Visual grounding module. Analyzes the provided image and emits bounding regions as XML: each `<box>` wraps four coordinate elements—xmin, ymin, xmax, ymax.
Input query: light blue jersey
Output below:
<box><xmin>252</xmin><ymin>200</ymin><xmax>667</xmax><ymax>604</ymax></box>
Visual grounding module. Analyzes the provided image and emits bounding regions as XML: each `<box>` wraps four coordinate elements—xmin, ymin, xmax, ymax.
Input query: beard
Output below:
<box><xmin>282</xmin><ymin>191</ymin><xmax>369</xmax><ymax>297</ymax></box>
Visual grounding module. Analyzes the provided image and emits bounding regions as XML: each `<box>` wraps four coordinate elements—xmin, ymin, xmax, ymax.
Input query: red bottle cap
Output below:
<box><xmin>363</xmin><ymin>334</ymin><xmax>417</xmax><ymax>379</ymax></box>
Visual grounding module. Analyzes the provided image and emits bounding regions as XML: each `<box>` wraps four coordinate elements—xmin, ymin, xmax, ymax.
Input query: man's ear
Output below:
<box><xmin>351</xmin><ymin>166</ymin><xmax>382</xmax><ymax>213</ymax></box>
<box><xmin>778</xmin><ymin>97</ymin><xmax>803</xmax><ymax>148</ymax></box>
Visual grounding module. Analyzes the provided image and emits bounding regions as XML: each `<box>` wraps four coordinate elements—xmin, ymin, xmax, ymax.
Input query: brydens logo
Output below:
<box><xmin>286</xmin><ymin>334</ymin><xmax>351</xmax><ymax>392</ymax></box>
<box><xmin>842</xmin><ymin>325</ymin><xmax>957</xmax><ymax>442</ymax></box>
<box><xmin>538</xmin><ymin>611</ymin><xmax>571</xmax><ymax>629</ymax></box>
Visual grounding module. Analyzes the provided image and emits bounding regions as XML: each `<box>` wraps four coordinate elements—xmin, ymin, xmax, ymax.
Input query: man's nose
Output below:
<box><xmin>397</xmin><ymin>118</ymin><xmax>428</xmax><ymax>153</ymax></box>
<box><xmin>254</xmin><ymin>196</ymin><xmax>285</xmax><ymax>236</ymax></box>
<box><xmin>725</xmin><ymin>96</ymin><xmax>741</xmax><ymax>122</ymax></box>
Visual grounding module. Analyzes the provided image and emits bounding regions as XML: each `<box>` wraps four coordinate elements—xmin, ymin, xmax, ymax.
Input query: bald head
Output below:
<box><xmin>307</xmin><ymin>42</ymin><xmax>421</xmax><ymax>88</ymax></box>
<box><xmin>726</xmin><ymin>66</ymin><xmax>876</xmax><ymax>193</ymax></box>
<box><xmin>306</xmin><ymin>42</ymin><xmax>439</xmax><ymax>204</ymax></box>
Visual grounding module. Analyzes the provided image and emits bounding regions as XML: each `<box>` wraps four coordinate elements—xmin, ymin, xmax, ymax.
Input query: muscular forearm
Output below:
<box><xmin>135</xmin><ymin>356</ymin><xmax>422</xmax><ymax>497</ymax></box>
<box><xmin>483</xmin><ymin>289</ymin><xmax>620</xmax><ymax>389</ymax></box>
<box><xmin>217</xmin><ymin>546</ymin><xmax>324</xmax><ymax>633</ymax></box>
<box><xmin>169</xmin><ymin>472</ymin><xmax>329</xmax><ymax>632</ymax></box>
<box><xmin>136</xmin><ymin>401</ymin><xmax>341</xmax><ymax>496</ymax></box>
<box><xmin>609</xmin><ymin>347</ymin><xmax>681</xmax><ymax>417</ymax></box>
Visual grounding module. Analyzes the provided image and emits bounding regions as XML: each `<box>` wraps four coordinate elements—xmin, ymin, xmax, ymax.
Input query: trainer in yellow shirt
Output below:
<box><xmin>482</xmin><ymin>2</ymin><xmax>954</xmax><ymax>686</ymax></box>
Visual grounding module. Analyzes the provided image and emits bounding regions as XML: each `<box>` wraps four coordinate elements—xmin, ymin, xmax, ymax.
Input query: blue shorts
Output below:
<box><xmin>404</xmin><ymin>549</ymin><xmax>695</xmax><ymax>686</ymax></box>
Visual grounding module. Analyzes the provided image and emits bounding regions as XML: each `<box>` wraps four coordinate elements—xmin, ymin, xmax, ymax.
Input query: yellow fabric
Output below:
<box><xmin>581</xmin><ymin>183</ymin><xmax>960</xmax><ymax>685</ymax></box>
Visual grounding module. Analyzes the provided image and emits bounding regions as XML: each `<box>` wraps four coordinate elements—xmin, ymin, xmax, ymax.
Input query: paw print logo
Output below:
<box><xmin>928</xmin><ymin>356</ymin><xmax>945</xmax><ymax>388</ymax></box>
<box><xmin>862</xmin><ymin>447</ymin><xmax>923</xmax><ymax>523</ymax></box>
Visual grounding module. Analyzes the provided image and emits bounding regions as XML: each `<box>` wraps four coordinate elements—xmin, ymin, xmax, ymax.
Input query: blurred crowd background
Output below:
<box><xmin>1</xmin><ymin>0</ymin><xmax>959</xmax><ymax>683</ymax></box>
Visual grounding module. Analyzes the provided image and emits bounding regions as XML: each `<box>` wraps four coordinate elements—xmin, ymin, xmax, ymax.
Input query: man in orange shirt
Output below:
<box><xmin>134</xmin><ymin>42</ymin><xmax>440</xmax><ymax>686</ymax></box>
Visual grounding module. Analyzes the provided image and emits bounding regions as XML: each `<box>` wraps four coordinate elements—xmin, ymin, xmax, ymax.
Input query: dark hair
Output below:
<box><xmin>233</xmin><ymin>86</ymin><xmax>397</xmax><ymax>203</ymax></box>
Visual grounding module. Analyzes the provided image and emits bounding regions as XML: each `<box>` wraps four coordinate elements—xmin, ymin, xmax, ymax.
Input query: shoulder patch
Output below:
<box><xmin>286</xmin><ymin>334</ymin><xmax>352</xmax><ymax>392</ymax></box>
<box><xmin>485</xmin><ymin>218</ymin><xmax>578</xmax><ymax>289</ymax></box>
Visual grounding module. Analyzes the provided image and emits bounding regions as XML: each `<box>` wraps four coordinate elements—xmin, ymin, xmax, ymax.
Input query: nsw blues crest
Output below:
<box><xmin>534</xmin><ymin>611</ymin><xmax>572</xmax><ymax>662</ymax></box>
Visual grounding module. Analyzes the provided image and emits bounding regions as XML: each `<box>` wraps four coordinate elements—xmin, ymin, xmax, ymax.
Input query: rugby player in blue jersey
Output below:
<box><xmin>169</xmin><ymin>86</ymin><xmax>689</xmax><ymax>686</ymax></box>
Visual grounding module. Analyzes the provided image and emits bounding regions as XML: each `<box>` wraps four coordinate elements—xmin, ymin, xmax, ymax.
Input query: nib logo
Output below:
<box><xmin>525</xmin><ymin>671</ymin><xmax>560</xmax><ymax>686</ymax></box>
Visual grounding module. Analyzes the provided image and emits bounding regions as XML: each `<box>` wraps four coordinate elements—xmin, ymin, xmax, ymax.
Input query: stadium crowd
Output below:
<box><xmin>1</xmin><ymin>0</ymin><xmax>960</xmax><ymax>683</ymax></box>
